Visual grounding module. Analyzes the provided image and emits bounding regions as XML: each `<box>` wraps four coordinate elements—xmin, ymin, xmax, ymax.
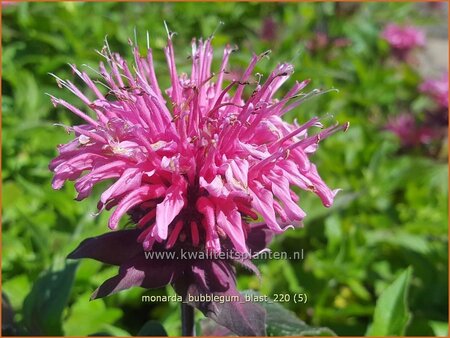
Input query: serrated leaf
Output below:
<box><xmin>366</xmin><ymin>267</ymin><xmax>412</xmax><ymax>336</ymax></box>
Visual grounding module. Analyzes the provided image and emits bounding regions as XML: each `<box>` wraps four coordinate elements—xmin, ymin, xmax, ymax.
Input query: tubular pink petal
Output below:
<box><xmin>197</xmin><ymin>196</ymin><xmax>221</xmax><ymax>252</ymax></box>
<box><xmin>199</xmin><ymin>175</ymin><xmax>227</xmax><ymax>197</ymax></box>
<box><xmin>109</xmin><ymin>185</ymin><xmax>158</xmax><ymax>230</ymax></box>
<box><xmin>304</xmin><ymin>164</ymin><xmax>339</xmax><ymax>208</ymax></box>
<box><xmin>249</xmin><ymin>183</ymin><xmax>283</xmax><ymax>233</ymax></box>
<box><xmin>270</xmin><ymin>175</ymin><xmax>306</xmax><ymax>221</ymax></box>
<box><xmin>166</xmin><ymin>220</ymin><xmax>184</xmax><ymax>249</ymax></box>
<box><xmin>164</xmin><ymin>41</ymin><xmax>181</xmax><ymax>107</ymax></box>
<box><xmin>155</xmin><ymin>180</ymin><xmax>186</xmax><ymax>240</ymax></box>
<box><xmin>216</xmin><ymin>203</ymin><xmax>248</xmax><ymax>254</ymax></box>
<box><xmin>100</xmin><ymin>168</ymin><xmax>143</xmax><ymax>205</ymax></box>
<box><xmin>229</xmin><ymin>159</ymin><xmax>249</xmax><ymax>189</ymax></box>
<box><xmin>138</xmin><ymin>208</ymin><xmax>157</xmax><ymax>228</ymax></box>
<box><xmin>51</xmin><ymin>97</ymin><xmax>99</xmax><ymax>126</ymax></box>
<box><xmin>190</xmin><ymin>221</ymin><xmax>200</xmax><ymax>247</ymax></box>
<box><xmin>214</xmin><ymin>44</ymin><xmax>233</xmax><ymax>99</ymax></box>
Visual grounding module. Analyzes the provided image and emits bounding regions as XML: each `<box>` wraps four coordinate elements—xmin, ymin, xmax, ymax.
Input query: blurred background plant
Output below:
<box><xmin>2</xmin><ymin>2</ymin><xmax>448</xmax><ymax>336</ymax></box>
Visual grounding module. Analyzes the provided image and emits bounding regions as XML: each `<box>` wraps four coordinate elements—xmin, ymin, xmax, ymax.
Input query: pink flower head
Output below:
<box><xmin>306</xmin><ymin>32</ymin><xmax>351</xmax><ymax>53</ymax></box>
<box><xmin>385</xmin><ymin>113</ymin><xmax>434</xmax><ymax>147</ymax></box>
<box><xmin>261</xmin><ymin>16</ymin><xmax>277</xmax><ymax>42</ymax></box>
<box><xmin>381</xmin><ymin>23</ymin><xmax>425</xmax><ymax>59</ymax></box>
<box><xmin>420</xmin><ymin>72</ymin><xmax>449</xmax><ymax>109</ymax></box>
<box><xmin>51</xmin><ymin>30</ymin><xmax>347</xmax><ymax>334</ymax></box>
<box><xmin>50</xmin><ymin>32</ymin><xmax>347</xmax><ymax>255</ymax></box>
<box><xmin>1</xmin><ymin>1</ymin><xmax>17</xmax><ymax>7</ymax></box>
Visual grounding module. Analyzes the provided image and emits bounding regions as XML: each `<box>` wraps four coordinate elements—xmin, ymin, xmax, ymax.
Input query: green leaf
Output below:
<box><xmin>100</xmin><ymin>324</ymin><xmax>132</xmax><ymax>337</ymax></box>
<box><xmin>429</xmin><ymin>321</ymin><xmax>449</xmax><ymax>337</ymax></box>
<box><xmin>22</xmin><ymin>261</ymin><xmax>78</xmax><ymax>335</ymax></box>
<box><xmin>245</xmin><ymin>291</ymin><xmax>336</xmax><ymax>336</ymax></box>
<box><xmin>2</xmin><ymin>275</ymin><xmax>31</xmax><ymax>310</ymax></box>
<box><xmin>201</xmin><ymin>291</ymin><xmax>335</xmax><ymax>336</ymax></box>
<box><xmin>366</xmin><ymin>267</ymin><xmax>412</xmax><ymax>336</ymax></box>
<box><xmin>137</xmin><ymin>320</ymin><xmax>168</xmax><ymax>336</ymax></box>
<box><xmin>368</xmin><ymin>231</ymin><xmax>431</xmax><ymax>255</ymax></box>
<box><xmin>263</xmin><ymin>299</ymin><xmax>336</xmax><ymax>336</ymax></box>
<box><xmin>63</xmin><ymin>292</ymin><xmax>122</xmax><ymax>336</ymax></box>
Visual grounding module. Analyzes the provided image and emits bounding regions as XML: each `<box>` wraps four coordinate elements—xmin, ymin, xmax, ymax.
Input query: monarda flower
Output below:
<box><xmin>420</xmin><ymin>72</ymin><xmax>449</xmax><ymax>110</ymax></box>
<box><xmin>50</xmin><ymin>30</ymin><xmax>348</xmax><ymax>335</ymax></box>
<box><xmin>385</xmin><ymin>113</ymin><xmax>433</xmax><ymax>148</ymax></box>
<box><xmin>306</xmin><ymin>31</ymin><xmax>350</xmax><ymax>55</ymax></box>
<box><xmin>381</xmin><ymin>23</ymin><xmax>425</xmax><ymax>60</ymax></box>
<box><xmin>260</xmin><ymin>16</ymin><xmax>278</xmax><ymax>42</ymax></box>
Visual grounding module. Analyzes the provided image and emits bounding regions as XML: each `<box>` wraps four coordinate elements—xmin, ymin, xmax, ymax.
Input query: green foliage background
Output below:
<box><xmin>2</xmin><ymin>2</ymin><xmax>448</xmax><ymax>336</ymax></box>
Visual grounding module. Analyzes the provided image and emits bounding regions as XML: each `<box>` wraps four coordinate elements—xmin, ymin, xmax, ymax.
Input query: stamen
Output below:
<box><xmin>210</xmin><ymin>20</ymin><xmax>224</xmax><ymax>39</ymax></box>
